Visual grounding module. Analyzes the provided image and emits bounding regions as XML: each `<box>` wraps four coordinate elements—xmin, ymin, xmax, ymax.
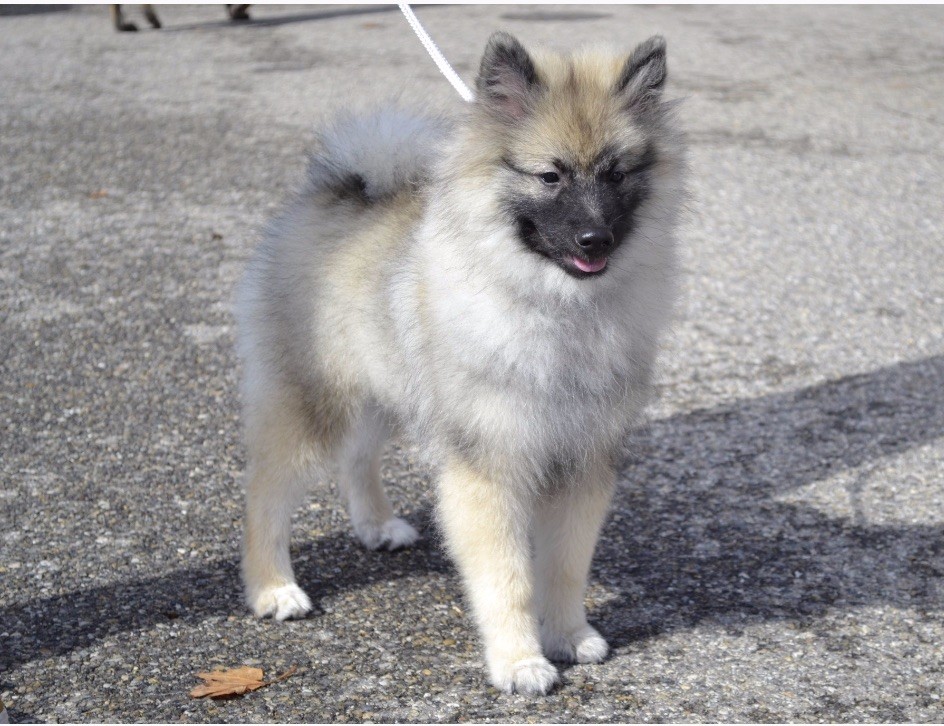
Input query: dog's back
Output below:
<box><xmin>235</xmin><ymin>108</ymin><xmax>448</xmax><ymax>451</ymax></box>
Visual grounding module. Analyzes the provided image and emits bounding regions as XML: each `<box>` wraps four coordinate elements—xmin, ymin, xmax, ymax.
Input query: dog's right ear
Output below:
<box><xmin>616</xmin><ymin>36</ymin><xmax>668</xmax><ymax>111</ymax></box>
<box><xmin>476</xmin><ymin>32</ymin><xmax>541</xmax><ymax>121</ymax></box>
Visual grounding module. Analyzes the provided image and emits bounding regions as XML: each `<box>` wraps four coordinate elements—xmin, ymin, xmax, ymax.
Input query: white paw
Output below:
<box><xmin>249</xmin><ymin>583</ymin><xmax>312</xmax><ymax>621</ymax></box>
<box><xmin>542</xmin><ymin>624</ymin><xmax>609</xmax><ymax>664</ymax></box>
<box><xmin>355</xmin><ymin>516</ymin><xmax>420</xmax><ymax>551</ymax></box>
<box><xmin>489</xmin><ymin>656</ymin><xmax>560</xmax><ymax>695</ymax></box>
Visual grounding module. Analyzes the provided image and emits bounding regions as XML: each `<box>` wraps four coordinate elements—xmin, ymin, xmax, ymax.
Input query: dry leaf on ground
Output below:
<box><xmin>189</xmin><ymin>665</ymin><xmax>297</xmax><ymax>699</ymax></box>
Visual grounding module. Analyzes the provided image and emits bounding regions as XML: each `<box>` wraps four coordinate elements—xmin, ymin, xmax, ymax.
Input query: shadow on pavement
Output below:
<box><xmin>598</xmin><ymin>353</ymin><xmax>944</xmax><ymax>646</ymax></box>
<box><xmin>162</xmin><ymin>5</ymin><xmax>403</xmax><ymax>33</ymax></box>
<box><xmin>0</xmin><ymin>526</ymin><xmax>450</xmax><ymax>675</ymax></box>
<box><xmin>0</xmin><ymin>5</ymin><xmax>70</xmax><ymax>16</ymax></box>
<box><xmin>2</xmin><ymin>355</ymin><xmax>942</xmax><ymax>672</ymax></box>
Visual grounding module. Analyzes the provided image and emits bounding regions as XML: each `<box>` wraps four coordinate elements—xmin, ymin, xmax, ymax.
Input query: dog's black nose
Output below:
<box><xmin>576</xmin><ymin>227</ymin><xmax>614</xmax><ymax>254</ymax></box>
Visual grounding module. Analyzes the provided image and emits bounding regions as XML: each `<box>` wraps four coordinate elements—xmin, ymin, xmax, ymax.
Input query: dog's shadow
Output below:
<box><xmin>596</xmin><ymin>353</ymin><xmax>944</xmax><ymax>648</ymax></box>
<box><xmin>3</xmin><ymin>355</ymin><xmax>943</xmax><ymax>676</ymax></box>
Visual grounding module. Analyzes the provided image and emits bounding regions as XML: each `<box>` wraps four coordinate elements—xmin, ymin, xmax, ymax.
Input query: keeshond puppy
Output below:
<box><xmin>236</xmin><ymin>31</ymin><xmax>685</xmax><ymax>694</ymax></box>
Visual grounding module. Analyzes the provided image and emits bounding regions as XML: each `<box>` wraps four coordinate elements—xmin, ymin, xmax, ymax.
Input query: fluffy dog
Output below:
<box><xmin>236</xmin><ymin>31</ymin><xmax>685</xmax><ymax>694</ymax></box>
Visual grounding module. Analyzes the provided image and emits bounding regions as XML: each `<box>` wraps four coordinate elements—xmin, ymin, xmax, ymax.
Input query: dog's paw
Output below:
<box><xmin>249</xmin><ymin>583</ymin><xmax>312</xmax><ymax>621</ymax></box>
<box><xmin>490</xmin><ymin>656</ymin><xmax>560</xmax><ymax>695</ymax></box>
<box><xmin>542</xmin><ymin>624</ymin><xmax>609</xmax><ymax>664</ymax></box>
<box><xmin>355</xmin><ymin>516</ymin><xmax>420</xmax><ymax>551</ymax></box>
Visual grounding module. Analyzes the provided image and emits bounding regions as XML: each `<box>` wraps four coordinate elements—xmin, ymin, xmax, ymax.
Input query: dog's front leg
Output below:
<box><xmin>437</xmin><ymin>459</ymin><xmax>558</xmax><ymax>695</ymax></box>
<box><xmin>533</xmin><ymin>460</ymin><xmax>615</xmax><ymax>664</ymax></box>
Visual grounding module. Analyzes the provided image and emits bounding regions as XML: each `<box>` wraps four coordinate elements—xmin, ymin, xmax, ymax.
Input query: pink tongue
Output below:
<box><xmin>571</xmin><ymin>256</ymin><xmax>607</xmax><ymax>273</ymax></box>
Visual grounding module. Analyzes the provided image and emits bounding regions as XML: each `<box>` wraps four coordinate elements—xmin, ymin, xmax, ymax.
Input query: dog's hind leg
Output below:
<box><xmin>241</xmin><ymin>397</ymin><xmax>317</xmax><ymax>621</ymax></box>
<box><xmin>142</xmin><ymin>4</ymin><xmax>161</xmax><ymax>29</ymax></box>
<box><xmin>336</xmin><ymin>402</ymin><xmax>419</xmax><ymax>551</ymax></box>
<box><xmin>227</xmin><ymin>4</ymin><xmax>251</xmax><ymax>21</ymax></box>
<box><xmin>110</xmin><ymin>5</ymin><xmax>138</xmax><ymax>32</ymax></box>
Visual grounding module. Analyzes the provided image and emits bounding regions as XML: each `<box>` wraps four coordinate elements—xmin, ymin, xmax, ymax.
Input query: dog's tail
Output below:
<box><xmin>306</xmin><ymin>107</ymin><xmax>450</xmax><ymax>203</ymax></box>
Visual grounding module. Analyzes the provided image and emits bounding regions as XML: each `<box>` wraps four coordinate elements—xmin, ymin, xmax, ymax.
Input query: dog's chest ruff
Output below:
<box><xmin>416</xmin><ymin>278</ymin><xmax>649</xmax><ymax>471</ymax></box>
<box><xmin>432</xmin><ymin>271</ymin><xmax>637</xmax><ymax>392</ymax></box>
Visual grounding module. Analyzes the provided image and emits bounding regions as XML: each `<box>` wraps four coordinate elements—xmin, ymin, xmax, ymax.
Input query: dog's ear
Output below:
<box><xmin>616</xmin><ymin>36</ymin><xmax>667</xmax><ymax>109</ymax></box>
<box><xmin>476</xmin><ymin>31</ymin><xmax>541</xmax><ymax>121</ymax></box>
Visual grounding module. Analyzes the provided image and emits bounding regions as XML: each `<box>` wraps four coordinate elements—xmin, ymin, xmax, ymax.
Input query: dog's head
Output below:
<box><xmin>466</xmin><ymin>32</ymin><xmax>683</xmax><ymax>282</ymax></box>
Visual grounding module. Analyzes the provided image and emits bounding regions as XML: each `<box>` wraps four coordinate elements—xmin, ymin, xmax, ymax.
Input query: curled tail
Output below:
<box><xmin>306</xmin><ymin>107</ymin><xmax>450</xmax><ymax>203</ymax></box>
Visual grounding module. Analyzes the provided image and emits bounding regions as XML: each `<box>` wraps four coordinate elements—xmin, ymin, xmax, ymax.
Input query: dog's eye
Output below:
<box><xmin>609</xmin><ymin>170</ymin><xmax>626</xmax><ymax>183</ymax></box>
<box><xmin>539</xmin><ymin>172</ymin><xmax>560</xmax><ymax>185</ymax></box>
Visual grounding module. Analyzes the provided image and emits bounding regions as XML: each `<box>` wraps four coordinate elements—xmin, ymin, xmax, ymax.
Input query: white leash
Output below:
<box><xmin>397</xmin><ymin>2</ymin><xmax>475</xmax><ymax>103</ymax></box>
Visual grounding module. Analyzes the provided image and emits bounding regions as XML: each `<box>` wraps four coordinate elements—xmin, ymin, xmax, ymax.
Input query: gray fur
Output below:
<box><xmin>306</xmin><ymin>107</ymin><xmax>450</xmax><ymax>201</ymax></box>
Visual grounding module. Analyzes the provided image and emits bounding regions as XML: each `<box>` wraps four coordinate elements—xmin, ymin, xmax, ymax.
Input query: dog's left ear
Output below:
<box><xmin>476</xmin><ymin>31</ymin><xmax>542</xmax><ymax>121</ymax></box>
<box><xmin>617</xmin><ymin>36</ymin><xmax>667</xmax><ymax>108</ymax></box>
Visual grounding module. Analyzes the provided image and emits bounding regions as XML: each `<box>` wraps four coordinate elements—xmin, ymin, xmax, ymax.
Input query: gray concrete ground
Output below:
<box><xmin>2</xmin><ymin>3</ymin><xmax>944</xmax><ymax>722</ymax></box>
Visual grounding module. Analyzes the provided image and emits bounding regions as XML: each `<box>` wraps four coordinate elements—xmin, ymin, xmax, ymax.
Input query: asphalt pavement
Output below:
<box><xmin>2</xmin><ymin>4</ymin><xmax>944</xmax><ymax>722</ymax></box>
